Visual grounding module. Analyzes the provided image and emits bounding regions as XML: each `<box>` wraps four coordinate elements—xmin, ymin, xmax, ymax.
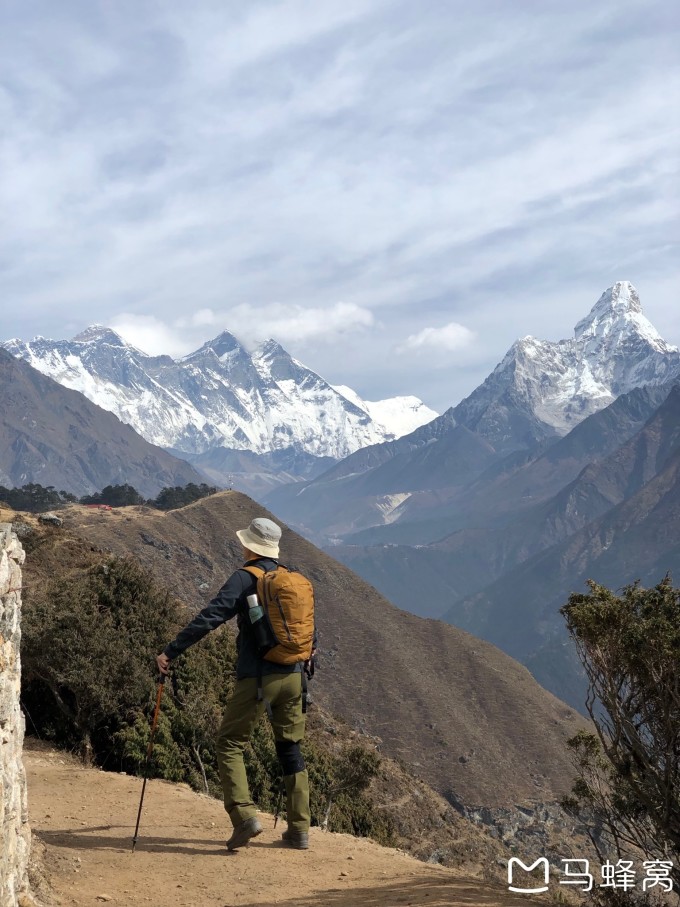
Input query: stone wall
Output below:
<box><xmin>0</xmin><ymin>524</ymin><xmax>30</xmax><ymax>906</ymax></box>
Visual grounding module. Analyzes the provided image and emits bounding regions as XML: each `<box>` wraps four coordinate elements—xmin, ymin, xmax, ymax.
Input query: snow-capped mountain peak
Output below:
<box><xmin>255</xmin><ymin>338</ymin><xmax>285</xmax><ymax>356</ymax></box>
<box><xmin>253</xmin><ymin>338</ymin><xmax>296</xmax><ymax>370</ymax></box>
<box><xmin>2</xmin><ymin>326</ymin><xmax>437</xmax><ymax>460</ymax></box>
<box><xmin>452</xmin><ymin>282</ymin><xmax>680</xmax><ymax>452</ymax></box>
<box><xmin>252</xmin><ymin>338</ymin><xmax>325</xmax><ymax>389</ymax></box>
<box><xmin>185</xmin><ymin>329</ymin><xmax>245</xmax><ymax>362</ymax></box>
<box><xmin>71</xmin><ymin>324</ymin><xmax>127</xmax><ymax>346</ymax></box>
<box><xmin>574</xmin><ymin>280</ymin><xmax>673</xmax><ymax>353</ymax></box>
<box><xmin>579</xmin><ymin>280</ymin><xmax>643</xmax><ymax>325</ymax></box>
<box><xmin>332</xmin><ymin>385</ymin><xmax>439</xmax><ymax>438</ymax></box>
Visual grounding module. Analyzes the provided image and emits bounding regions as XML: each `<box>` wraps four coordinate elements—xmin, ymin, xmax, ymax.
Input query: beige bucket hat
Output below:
<box><xmin>236</xmin><ymin>517</ymin><xmax>282</xmax><ymax>558</ymax></box>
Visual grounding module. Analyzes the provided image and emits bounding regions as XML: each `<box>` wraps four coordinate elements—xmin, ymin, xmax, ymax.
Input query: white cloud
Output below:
<box><xmin>109</xmin><ymin>301</ymin><xmax>375</xmax><ymax>358</ymax></box>
<box><xmin>175</xmin><ymin>308</ymin><xmax>219</xmax><ymax>329</ymax></box>
<box><xmin>109</xmin><ymin>314</ymin><xmax>189</xmax><ymax>357</ymax></box>
<box><xmin>0</xmin><ymin>0</ymin><xmax>678</xmax><ymax>413</ymax></box>
<box><xmin>230</xmin><ymin>302</ymin><xmax>375</xmax><ymax>346</ymax></box>
<box><xmin>398</xmin><ymin>322</ymin><xmax>476</xmax><ymax>354</ymax></box>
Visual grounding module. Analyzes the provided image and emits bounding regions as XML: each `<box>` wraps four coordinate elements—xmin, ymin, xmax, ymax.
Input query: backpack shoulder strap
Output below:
<box><xmin>242</xmin><ymin>564</ymin><xmax>266</xmax><ymax>580</ymax></box>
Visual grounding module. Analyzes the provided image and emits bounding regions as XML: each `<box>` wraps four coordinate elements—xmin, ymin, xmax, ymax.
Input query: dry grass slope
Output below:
<box><xmin>48</xmin><ymin>492</ymin><xmax>588</xmax><ymax>811</ymax></box>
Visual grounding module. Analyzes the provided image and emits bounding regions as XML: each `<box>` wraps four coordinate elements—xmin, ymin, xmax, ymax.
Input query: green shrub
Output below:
<box><xmin>21</xmin><ymin>552</ymin><xmax>393</xmax><ymax>843</ymax></box>
<box><xmin>0</xmin><ymin>483</ymin><xmax>76</xmax><ymax>512</ymax></box>
<box><xmin>149</xmin><ymin>483</ymin><xmax>219</xmax><ymax>510</ymax></box>
<box><xmin>79</xmin><ymin>484</ymin><xmax>144</xmax><ymax>506</ymax></box>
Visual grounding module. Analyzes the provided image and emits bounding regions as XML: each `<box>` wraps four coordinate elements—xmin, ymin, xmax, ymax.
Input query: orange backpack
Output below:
<box><xmin>243</xmin><ymin>564</ymin><xmax>315</xmax><ymax>664</ymax></box>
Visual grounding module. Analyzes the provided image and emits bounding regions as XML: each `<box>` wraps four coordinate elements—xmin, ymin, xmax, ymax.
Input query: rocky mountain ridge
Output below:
<box><xmin>452</xmin><ymin>281</ymin><xmax>680</xmax><ymax>453</ymax></box>
<box><xmin>266</xmin><ymin>282</ymin><xmax>680</xmax><ymax>541</ymax></box>
<box><xmin>330</xmin><ymin>380</ymin><xmax>680</xmax><ymax>709</ymax></box>
<box><xmin>259</xmin><ymin>283</ymin><xmax>680</xmax><ymax>712</ymax></box>
<box><xmin>3</xmin><ymin>327</ymin><xmax>437</xmax><ymax>461</ymax></box>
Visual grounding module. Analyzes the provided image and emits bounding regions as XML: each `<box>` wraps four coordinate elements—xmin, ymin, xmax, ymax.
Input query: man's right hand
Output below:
<box><xmin>156</xmin><ymin>653</ymin><xmax>171</xmax><ymax>675</ymax></box>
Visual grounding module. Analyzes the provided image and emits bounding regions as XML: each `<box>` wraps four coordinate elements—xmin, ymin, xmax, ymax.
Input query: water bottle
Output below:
<box><xmin>247</xmin><ymin>593</ymin><xmax>264</xmax><ymax>622</ymax></box>
<box><xmin>247</xmin><ymin>593</ymin><xmax>274</xmax><ymax>653</ymax></box>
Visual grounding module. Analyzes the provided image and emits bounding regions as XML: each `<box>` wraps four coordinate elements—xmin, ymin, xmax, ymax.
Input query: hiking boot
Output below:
<box><xmin>281</xmin><ymin>827</ymin><xmax>309</xmax><ymax>849</ymax></box>
<box><xmin>226</xmin><ymin>816</ymin><xmax>263</xmax><ymax>850</ymax></box>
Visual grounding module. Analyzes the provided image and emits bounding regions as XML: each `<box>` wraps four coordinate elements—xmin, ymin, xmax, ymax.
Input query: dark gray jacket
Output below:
<box><xmin>164</xmin><ymin>557</ymin><xmax>307</xmax><ymax>680</ymax></box>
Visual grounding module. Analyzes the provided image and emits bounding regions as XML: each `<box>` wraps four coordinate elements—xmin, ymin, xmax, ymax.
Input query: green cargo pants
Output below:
<box><xmin>215</xmin><ymin>672</ymin><xmax>310</xmax><ymax>832</ymax></box>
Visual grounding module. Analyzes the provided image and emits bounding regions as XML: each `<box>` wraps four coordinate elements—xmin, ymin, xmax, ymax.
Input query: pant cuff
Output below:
<box><xmin>228</xmin><ymin>805</ymin><xmax>258</xmax><ymax>827</ymax></box>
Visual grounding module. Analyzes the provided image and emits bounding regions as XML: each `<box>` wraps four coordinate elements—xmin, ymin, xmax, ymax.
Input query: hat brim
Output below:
<box><xmin>236</xmin><ymin>528</ymin><xmax>279</xmax><ymax>559</ymax></box>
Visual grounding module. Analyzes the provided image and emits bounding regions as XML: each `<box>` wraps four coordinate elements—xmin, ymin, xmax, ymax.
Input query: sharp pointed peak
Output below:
<box><xmin>499</xmin><ymin>334</ymin><xmax>542</xmax><ymax>366</ymax></box>
<box><xmin>255</xmin><ymin>338</ymin><xmax>289</xmax><ymax>356</ymax></box>
<box><xmin>575</xmin><ymin>282</ymin><xmax>643</xmax><ymax>335</ymax></box>
<box><xmin>207</xmin><ymin>328</ymin><xmax>242</xmax><ymax>346</ymax></box>
<box><xmin>187</xmin><ymin>329</ymin><xmax>247</xmax><ymax>360</ymax></box>
<box><xmin>599</xmin><ymin>280</ymin><xmax>641</xmax><ymax>311</ymax></box>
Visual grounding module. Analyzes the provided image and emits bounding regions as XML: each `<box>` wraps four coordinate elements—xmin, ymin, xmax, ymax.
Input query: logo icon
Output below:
<box><xmin>508</xmin><ymin>857</ymin><xmax>550</xmax><ymax>894</ymax></box>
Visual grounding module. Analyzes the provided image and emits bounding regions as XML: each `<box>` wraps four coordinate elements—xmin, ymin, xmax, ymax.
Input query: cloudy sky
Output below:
<box><xmin>1</xmin><ymin>0</ymin><xmax>678</xmax><ymax>412</ymax></box>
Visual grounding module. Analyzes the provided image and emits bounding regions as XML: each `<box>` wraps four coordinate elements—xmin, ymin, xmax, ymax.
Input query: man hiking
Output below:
<box><xmin>156</xmin><ymin>516</ymin><xmax>314</xmax><ymax>851</ymax></box>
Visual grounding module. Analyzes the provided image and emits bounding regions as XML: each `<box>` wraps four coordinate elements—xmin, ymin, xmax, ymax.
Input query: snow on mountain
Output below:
<box><xmin>2</xmin><ymin>327</ymin><xmax>433</xmax><ymax>459</ymax></box>
<box><xmin>452</xmin><ymin>281</ymin><xmax>680</xmax><ymax>452</ymax></box>
<box><xmin>5</xmin><ymin>282</ymin><xmax>674</xmax><ymax>465</ymax></box>
<box><xmin>331</xmin><ymin>385</ymin><xmax>438</xmax><ymax>438</ymax></box>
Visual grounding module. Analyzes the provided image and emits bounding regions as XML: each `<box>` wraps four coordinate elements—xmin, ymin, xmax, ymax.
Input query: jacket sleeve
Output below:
<box><xmin>163</xmin><ymin>569</ymin><xmax>251</xmax><ymax>660</ymax></box>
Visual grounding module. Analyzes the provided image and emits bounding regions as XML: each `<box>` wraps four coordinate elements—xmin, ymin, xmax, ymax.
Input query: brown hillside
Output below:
<box><xmin>48</xmin><ymin>492</ymin><xmax>587</xmax><ymax>812</ymax></box>
<box><xmin>9</xmin><ymin>502</ymin><xmax>545</xmax><ymax>883</ymax></box>
<box><xmin>0</xmin><ymin>348</ymin><xmax>203</xmax><ymax>496</ymax></box>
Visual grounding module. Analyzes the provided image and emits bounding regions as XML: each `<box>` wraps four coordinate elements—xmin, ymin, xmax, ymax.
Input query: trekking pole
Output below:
<box><xmin>131</xmin><ymin>674</ymin><xmax>166</xmax><ymax>852</ymax></box>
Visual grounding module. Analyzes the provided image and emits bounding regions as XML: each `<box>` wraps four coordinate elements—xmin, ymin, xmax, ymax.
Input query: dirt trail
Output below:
<box><xmin>25</xmin><ymin>742</ymin><xmax>541</xmax><ymax>907</ymax></box>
